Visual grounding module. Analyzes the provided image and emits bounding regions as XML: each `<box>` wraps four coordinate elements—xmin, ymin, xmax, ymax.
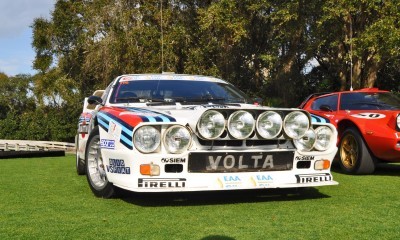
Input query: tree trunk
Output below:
<box><xmin>365</xmin><ymin>60</ymin><xmax>379</xmax><ymax>88</ymax></box>
<box><xmin>352</xmin><ymin>58</ymin><xmax>362</xmax><ymax>90</ymax></box>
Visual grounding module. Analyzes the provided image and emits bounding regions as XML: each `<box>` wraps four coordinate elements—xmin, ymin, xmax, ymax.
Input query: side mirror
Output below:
<box><xmin>319</xmin><ymin>104</ymin><xmax>333</xmax><ymax>112</ymax></box>
<box><xmin>87</xmin><ymin>95</ymin><xmax>103</xmax><ymax>105</ymax></box>
<box><xmin>253</xmin><ymin>97</ymin><xmax>263</xmax><ymax>106</ymax></box>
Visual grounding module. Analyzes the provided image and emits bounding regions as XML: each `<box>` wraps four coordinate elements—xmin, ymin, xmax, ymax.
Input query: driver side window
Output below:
<box><xmin>311</xmin><ymin>94</ymin><xmax>338</xmax><ymax>111</ymax></box>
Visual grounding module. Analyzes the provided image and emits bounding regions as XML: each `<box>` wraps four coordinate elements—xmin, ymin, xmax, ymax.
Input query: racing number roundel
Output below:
<box><xmin>351</xmin><ymin>113</ymin><xmax>386</xmax><ymax>119</ymax></box>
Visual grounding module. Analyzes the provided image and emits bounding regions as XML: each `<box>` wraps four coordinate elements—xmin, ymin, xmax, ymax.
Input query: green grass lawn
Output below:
<box><xmin>1</xmin><ymin>154</ymin><xmax>400</xmax><ymax>239</ymax></box>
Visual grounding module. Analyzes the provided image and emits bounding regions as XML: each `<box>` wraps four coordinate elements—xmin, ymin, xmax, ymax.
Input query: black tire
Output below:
<box><xmin>339</xmin><ymin>127</ymin><xmax>375</xmax><ymax>174</ymax></box>
<box><xmin>85</xmin><ymin>126</ymin><xmax>116</xmax><ymax>198</ymax></box>
<box><xmin>75</xmin><ymin>135</ymin><xmax>86</xmax><ymax>175</ymax></box>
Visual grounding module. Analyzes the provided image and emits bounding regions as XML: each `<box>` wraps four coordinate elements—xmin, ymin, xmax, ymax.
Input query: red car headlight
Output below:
<box><xmin>397</xmin><ymin>114</ymin><xmax>400</xmax><ymax>130</ymax></box>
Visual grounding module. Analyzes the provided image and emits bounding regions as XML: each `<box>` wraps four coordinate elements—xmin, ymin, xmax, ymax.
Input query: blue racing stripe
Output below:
<box><xmin>98</xmin><ymin>112</ymin><xmax>133</xmax><ymax>135</ymax></box>
<box><xmin>311</xmin><ymin>114</ymin><xmax>330</xmax><ymax>123</ymax></box>
<box><xmin>97</xmin><ymin>111</ymin><xmax>133</xmax><ymax>149</ymax></box>
<box><xmin>124</xmin><ymin>107</ymin><xmax>176</xmax><ymax>122</ymax></box>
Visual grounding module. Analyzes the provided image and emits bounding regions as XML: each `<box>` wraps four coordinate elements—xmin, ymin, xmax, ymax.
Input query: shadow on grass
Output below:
<box><xmin>331</xmin><ymin>159</ymin><xmax>400</xmax><ymax>177</ymax></box>
<box><xmin>119</xmin><ymin>187</ymin><xmax>330</xmax><ymax>207</ymax></box>
<box><xmin>201</xmin><ymin>235</ymin><xmax>235</xmax><ymax>240</ymax></box>
<box><xmin>371</xmin><ymin>163</ymin><xmax>400</xmax><ymax>176</ymax></box>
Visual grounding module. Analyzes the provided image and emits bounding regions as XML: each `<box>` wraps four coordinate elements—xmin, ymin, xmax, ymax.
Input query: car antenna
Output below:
<box><xmin>160</xmin><ymin>0</ymin><xmax>164</xmax><ymax>73</ymax></box>
<box><xmin>349</xmin><ymin>13</ymin><xmax>353</xmax><ymax>91</ymax></box>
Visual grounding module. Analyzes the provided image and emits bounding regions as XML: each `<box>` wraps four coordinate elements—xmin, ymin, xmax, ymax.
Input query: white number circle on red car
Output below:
<box><xmin>351</xmin><ymin>113</ymin><xmax>386</xmax><ymax>119</ymax></box>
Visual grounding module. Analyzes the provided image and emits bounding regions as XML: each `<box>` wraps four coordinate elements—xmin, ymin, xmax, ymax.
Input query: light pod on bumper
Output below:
<box><xmin>256</xmin><ymin>111</ymin><xmax>283</xmax><ymax>139</ymax></box>
<box><xmin>283</xmin><ymin>111</ymin><xmax>310</xmax><ymax>139</ymax></box>
<box><xmin>197</xmin><ymin>110</ymin><xmax>225</xmax><ymax>139</ymax></box>
<box><xmin>293</xmin><ymin>128</ymin><xmax>316</xmax><ymax>151</ymax></box>
<box><xmin>228</xmin><ymin>110</ymin><xmax>255</xmax><ymax>139</ymax></box>
<box><xmin>314</xmin><ymin>126</ymin><xmax>334</xmax><ymax>151</ymax></box>
<box><xmin>163</xmin><ymin>125</ymin><xmax>192</xmax><ymax>153</ymax></box>
<box><xmin>133</xmin><ymin>126</ymin><xmax>161</xmax><ymax>153</ymax></box>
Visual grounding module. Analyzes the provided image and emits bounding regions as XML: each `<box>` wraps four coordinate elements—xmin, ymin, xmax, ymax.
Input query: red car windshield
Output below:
<box><xmin>340</xmin><ymin>92</ymin><xmax>400</xmax><ymax>110</ymax></box>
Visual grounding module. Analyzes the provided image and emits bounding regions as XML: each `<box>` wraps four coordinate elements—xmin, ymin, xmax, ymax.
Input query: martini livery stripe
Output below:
<box><xmin>79</xmin><ymin>116</ymin><xmax>91</xmax><ymax>123</ymax></box>
<box><xmin>98</xmin><ymin>111</ymin><xmax>133</xmax><ymax>149</ymax></box>
<box><xmin>123</xmin><ymin>107</ymin><xmax>176</xmax><ymax>123</ymax></box>
<box><xmin>311</xmin><ymin>114</ymin><xmax>330</xmax><ymax>123</ymax></box>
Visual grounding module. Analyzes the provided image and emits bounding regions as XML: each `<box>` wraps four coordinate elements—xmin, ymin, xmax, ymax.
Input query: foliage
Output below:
<box><xmin>2</xmin><ymin>155</ymin><xmax>400</xmax><ymax>239</ymax></box>
<box><xmin>0</xmin><ymin>73</ymin><xmax>79</xmax><ymax>142</ymax></box>
<box><xmin>2</xmin><ymin>0</ymin><xmax>400</xmax><ymax>141</ymax></box>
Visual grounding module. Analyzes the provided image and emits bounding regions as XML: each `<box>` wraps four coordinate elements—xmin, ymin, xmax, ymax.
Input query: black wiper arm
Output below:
<box><xmin>226</xmin><ymin>98</ymin><xmax>246</xmax><ymax>103</ymax></box>
<box><xmin>116</xmin><ymin>97</ymin><xmax>140</xmax><ymax>102</ymax></box>
<box><xmin>116</xmin><ymin>96</ymin><xmax>152</xmax><ymax>103</ymax></box>
<box><xmin>189</xmin><ymin>96</ymin><xmax>226</xmax><ymax>102</ymax></box>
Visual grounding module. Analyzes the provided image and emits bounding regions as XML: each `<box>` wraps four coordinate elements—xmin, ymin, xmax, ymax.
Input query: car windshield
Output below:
<box><xmin>340</xmin><ymin>92</ymin><xmax>400</xmax><ymax>110</ymax></box>
<box><xmin>109</xmin><ymin>79</ymin><xmax>251</xmax><ymax>104</ymax></box>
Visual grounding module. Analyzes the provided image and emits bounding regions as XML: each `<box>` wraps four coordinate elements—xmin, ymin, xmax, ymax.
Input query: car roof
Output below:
<box><xmin>337</xmin><ymin>88</ymin><xmax>389</xmax><ymax>94</ymax></box>
<box><xmin>299</xmin><ymin>88</ymin><xmax>390</xmax><ymax>108</ymax></box>
<box><xmin>116</xmin><ymin>73</ymin><xmax>228</xmax><ymax>84</ymax></box>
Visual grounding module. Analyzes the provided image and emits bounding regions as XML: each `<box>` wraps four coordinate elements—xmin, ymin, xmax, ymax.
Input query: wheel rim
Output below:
<box><xmin>87</xmin><ymin>136</ymin><xmax>107</xmax><ymax>190</ymax></box>
<box><xmin>340</xmin><ymin>134</ymin><xmax>359</xmax><ymax>169</ymax></box>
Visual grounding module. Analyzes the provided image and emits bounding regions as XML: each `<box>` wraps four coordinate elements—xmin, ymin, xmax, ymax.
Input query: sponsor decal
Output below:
<box><xmin>295</xmin><ymin>173</ymin><xmax>332</xmax><ymax>183</ymax></box>
<box><xmin>138</xmin><ymin>178</ymin><xmax>186</xmax><ymax>188</ymax></box>
<box><xmin>100</xmin><ymin>139</ymin><xmax>115</xmax><ymax>149</ymax></box>
<box><xmin>108</xmin><ymin>120</ymin><xmax>122</xmax><ymax>142</ymax></box>
<box><xmin>207</xmin><ymin>154</ymin><xmax>274</xmax><ymax>171</ymax></box>
<box><xmin>295</xmin><ymin>155</ymin><xmax>315</xmax><ymax>161</ymax></box>
<box><xmin>351</xmin><ymin>113</ymin><xmax>386</xmax><ymax>119</ymax></box>
<box><xmin>106</xmin><ymin>159</ymin><xmax>130</xmax><ymax>174</ymax></box>
<box><xmin>251</xmin><ymin>174</ymin><xmax>274</xmax><ymax>187</ymax></box>
<box><xmin>161</xmin><ymin>158</ymin><xmax>186</xmax><ymax>163</ymax></box>
<box><xmin>218</xmin><ymin>175</ymin><xmax>242</xmax><ymax>188</ymax></box>
<box><xmin>120</xmin><ymin>76</ymin><xmax>135</xmax><ymax>81</ymax></box>
<box><xmin>186</xmin><ymin>105</ymin><xmax>230</xmax><ymax>110</ymax></box>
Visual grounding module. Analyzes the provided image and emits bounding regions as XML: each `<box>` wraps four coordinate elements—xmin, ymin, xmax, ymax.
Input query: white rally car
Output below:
<box><xmin>76</xmin><ymin>73</ymin><xmax>338</xmax><ymax>198</ymax></box>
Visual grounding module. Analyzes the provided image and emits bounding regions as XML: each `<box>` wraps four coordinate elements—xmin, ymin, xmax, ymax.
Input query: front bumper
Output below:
<box><xmin>101</xmin><ymin>147</ymin><xmax>338</xmax><ymax>192</ymax></box>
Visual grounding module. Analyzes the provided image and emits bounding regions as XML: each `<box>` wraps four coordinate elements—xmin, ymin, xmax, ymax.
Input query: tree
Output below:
<box><xmin>311</xmin><ymin>0</ymin><xmax>400</xmax><ymax>90</ymax></box>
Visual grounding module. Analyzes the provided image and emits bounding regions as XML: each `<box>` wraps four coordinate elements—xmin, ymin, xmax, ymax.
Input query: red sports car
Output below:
<box><xmin>300</xmin><ymin>88</ymin><xmax>400</xmax><ymax>174</ymax></box>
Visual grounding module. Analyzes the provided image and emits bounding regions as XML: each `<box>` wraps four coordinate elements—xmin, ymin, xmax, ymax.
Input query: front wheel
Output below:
<box><xmin>339</xmin><ymin>127</ymin><xmax>375</xmax><ymax>174</ymax></box>
<box><xmin>85</xmin><ymin>126</ymin><xmax>116</xmax><ymax>198</ymax></box>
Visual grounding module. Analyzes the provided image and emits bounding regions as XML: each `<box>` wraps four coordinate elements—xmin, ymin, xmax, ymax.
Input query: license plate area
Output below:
<box><xmin>188</xmin><ymin>151</ymin><xmax>294</xmax><ymax>173</ymax></box>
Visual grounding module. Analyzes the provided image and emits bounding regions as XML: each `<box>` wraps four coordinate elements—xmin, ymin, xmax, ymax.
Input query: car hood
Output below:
<box><xmin>98</xmin><ymin>103</ymin><xmax>302</xmax><ymax>131</ymax></box>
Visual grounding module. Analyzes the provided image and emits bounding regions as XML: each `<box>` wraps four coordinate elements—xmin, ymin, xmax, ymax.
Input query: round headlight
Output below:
<box><xmin>256</xmin><ymin>111</ymin><xmax>283</xmax><ymax>139</ymax></box>
<box><xmin>133</xmin><ymin>126</ymin><xmax>161</xmax><ymax>153</ymax></box>
<box><xmin>283</xmin><ymin>111</ymin><xmax>310</xmax><ymax>139</ymax></box>
<box><xmin>197</xmin><ymin>110</ymin><xmax>225</xmax><ymax>139</ymax></box>
<box><xmin>397</xmin><ymin>114</ymin><xmax>400</xmax><ymax>129</ymax></box>
<box><xmin>228</xmin><ymin>110</ymin><xmax>255</xmax><ymax>139</ymax></box>
<box><xmin>164</xmin><ymin>125</ymin><xmax>192</xmax><ymax>154</ymax></box>
<box><xmin>314</xmin><ymin>126</ymin><xmax>334</xmax><ymax>151</ymax></box>
<box><xmin>293</xmin><ymin>128</ymin><xmax>316</xmax><ymax>151</ymax></box>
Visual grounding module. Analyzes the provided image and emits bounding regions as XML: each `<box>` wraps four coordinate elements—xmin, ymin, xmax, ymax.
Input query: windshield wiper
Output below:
<box><xmin>188</xmin><ymin>96</ymin><xmax>226</xmax><ymax>103</ymax></box>
<box><xmin>225</xmin><ymin>98</ymin><xmax>247</xmax><ymax>103</ymax></box>
<box><xmin>116</xmin><ymin>96</ymin><xmax>165</xmax><ymax>103</ymax></box>
<box><xmin>115</xmin><ymin>96</ymin><xmax>142</xmax><ymax>103</ymax></box>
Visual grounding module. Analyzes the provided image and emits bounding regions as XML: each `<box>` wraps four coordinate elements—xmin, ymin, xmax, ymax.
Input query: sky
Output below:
<box><xmin>0</xmin><ymin>0</ymin><xmax>55</xmax><ymax>76</ymax></box>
